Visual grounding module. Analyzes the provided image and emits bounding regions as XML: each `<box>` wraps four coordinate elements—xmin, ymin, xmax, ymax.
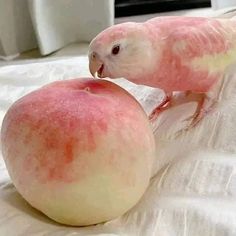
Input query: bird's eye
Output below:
<box><xmin>112</xmin><ymin>45</ymin><xmax>120</xmax><ymax>55</ymax></box>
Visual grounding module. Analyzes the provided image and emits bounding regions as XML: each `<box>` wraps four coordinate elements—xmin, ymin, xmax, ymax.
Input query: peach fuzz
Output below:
<box><xmin>1</xmin><ymin>78</ymin><xmax>155</xmax><ymax>226</ymax></box>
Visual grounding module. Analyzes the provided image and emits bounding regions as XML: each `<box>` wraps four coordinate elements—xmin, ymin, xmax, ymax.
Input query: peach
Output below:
<box><xmin>1</xmin><ymin>78</ymin><xmax>155</xmax><ymax>226</ymax></box>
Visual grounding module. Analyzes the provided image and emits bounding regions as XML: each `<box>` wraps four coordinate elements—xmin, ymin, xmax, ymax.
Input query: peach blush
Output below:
<box><xmin>1</xmin><ymin>78</ymin><xmax>155</xmax><ymax>226</ymax></box>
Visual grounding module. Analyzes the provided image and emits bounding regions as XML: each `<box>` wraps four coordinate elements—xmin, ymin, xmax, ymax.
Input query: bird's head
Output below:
<box><xmin>88</xmin><ymin>22</ymin><xmax>158</xmax><ymax>83</ymax></box>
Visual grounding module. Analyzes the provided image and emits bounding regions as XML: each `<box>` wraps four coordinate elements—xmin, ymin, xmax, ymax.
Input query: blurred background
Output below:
<box><xmin>0</xmin><ymin>0</ymin><xmax>235</xmax><ymax>65</ymax></box>
<box><xmin>115</xmin><ymin>0</ymin><xmax>211</xmax><ymax>17</ymax></box>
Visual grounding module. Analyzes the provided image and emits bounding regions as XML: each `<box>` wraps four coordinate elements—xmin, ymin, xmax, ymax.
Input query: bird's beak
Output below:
<box><xmin>89</xmin><ymin>52</ymin><xmax>104</xmax><ymax>78</ymax></box>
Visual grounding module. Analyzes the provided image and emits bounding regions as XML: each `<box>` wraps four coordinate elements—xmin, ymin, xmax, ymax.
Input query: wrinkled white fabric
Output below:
<box><xmin>0</xmin><ymin>56</ymin><xmax>236</xmax><ymax>236</ymax></box>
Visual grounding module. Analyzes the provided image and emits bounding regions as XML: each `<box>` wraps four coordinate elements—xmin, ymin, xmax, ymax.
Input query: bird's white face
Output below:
<box><xmin>88</xmin><ymin>23</ymin><xmax>157</xmax><ymax>83</ymax></box>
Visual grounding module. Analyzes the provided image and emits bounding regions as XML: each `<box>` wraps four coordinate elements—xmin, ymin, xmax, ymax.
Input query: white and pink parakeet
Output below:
<box><xmin>88</xmin><ymin>16</ymin><xmax>236</xmax><ymax>122</ymax></box>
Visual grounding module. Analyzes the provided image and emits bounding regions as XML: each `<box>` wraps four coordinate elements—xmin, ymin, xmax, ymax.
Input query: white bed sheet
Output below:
<box><xmin>0</xmin><ymin>56</ymin><xmax>236</xmax><ymax>236</ymax></box>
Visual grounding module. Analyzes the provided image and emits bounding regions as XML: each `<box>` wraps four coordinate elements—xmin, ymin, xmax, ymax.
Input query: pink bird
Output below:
<box><xmin>88</xmin><ymin>16</ymin><xmax>236</xmax><ymax>123</ymax></box>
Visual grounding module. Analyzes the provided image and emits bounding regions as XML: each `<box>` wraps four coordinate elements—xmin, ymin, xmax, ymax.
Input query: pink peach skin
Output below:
<box><xmin>1</xmin><ymin>78</ymin><xmax>155</xmax><ymax>226</ymax></box>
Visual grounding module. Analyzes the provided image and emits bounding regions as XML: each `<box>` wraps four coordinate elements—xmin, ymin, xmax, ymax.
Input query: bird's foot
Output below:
<box><xmin>184</xmin><ymin>93</ymin><xmax>216</xmax><ymax>128</ymax></box>
<box><xmin>149</xmin><ymin>93</ymin><xmax>172</xmax><ymax>123</ymax></box>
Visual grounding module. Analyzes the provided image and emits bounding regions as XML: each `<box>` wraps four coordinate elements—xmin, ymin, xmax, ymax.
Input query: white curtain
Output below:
<box><xmin>211</xmin><ymin>0</ymin><xmax>236</xmax><ymax>10</ymax></box>
<box><xmin>0</xmin><ymin>0</ymin><xmax>37</xmax><ymax>60</ymax></box>
<box><xmin>0</xmin><ymin>0</ymin><xmax>114</xmax><ymax>59</ymax></box>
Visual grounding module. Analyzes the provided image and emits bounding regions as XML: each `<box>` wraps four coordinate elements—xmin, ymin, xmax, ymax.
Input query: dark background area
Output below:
<box><xmin>115</xmin><ymin>0</ymin><xmax>211</xmax><ymax>17</ymax></box>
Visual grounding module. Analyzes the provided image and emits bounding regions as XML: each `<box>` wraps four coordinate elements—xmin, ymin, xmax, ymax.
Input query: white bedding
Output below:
<box><xmin>1</xmin><ymin>56</ymin><xmax>236</xmax><ymax>236</ymax></box>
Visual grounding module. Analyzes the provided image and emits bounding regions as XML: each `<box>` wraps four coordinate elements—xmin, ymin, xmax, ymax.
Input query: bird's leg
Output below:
<box><xmin>149</xmin><ymin>92</ymin><xmax>172</xmax><ymax>122</ymax></box>
<box><xmin>186</xmin><ymin>89</ymin><xmax>220</xmax><ymax>127</ymax></box>
<box><xmin>186</xmin><ymin>93</ymin><xmax>208</xmax><ymax>126</ymax></box>
<box><xmin>188</xmin><ymin>77</ymin><xmax>224</xmax><ymax>127</ymax></box>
